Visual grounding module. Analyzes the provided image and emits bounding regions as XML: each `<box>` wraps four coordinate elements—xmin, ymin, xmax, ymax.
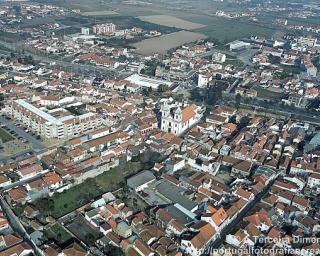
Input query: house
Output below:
<box><xmin>98</xmin><ymin>232</ymin><xmax>121</xmax><ymax>248</ymax></box>
<box><xmin>291</xmin><ymin>195</ymin><xmax>309</xmax><ymax>213</ymax></box>
<box><xmin>42</xmin><ymin>172</ymin><xmax>63</xmax><ymax>190</ymax></box>
<box><xmin>275</xmin><ymin>203</ymin><xmax>285</xmax><ymax>217</ymax></box>
<box><xmin>0</xmin><ymin>212</ymin><xmax>9</xmax><ymax>232</ymax></box>
<box><xmin>26</xmin><ymin>179</ymin><xmax>50</xmax><ymax>201</ymax></box>
<box><xmin>181</xmin><ymin>223</ymin><xmax>216</xmax><ymax>256</ymax></box>
<box><xmin>0</xmin><ymin>175</ymin><xmax>11</xmax><ymax>188</ymax></box>
<box><xmin>293</xmin><ymin>215</ymin><xmax>317</xmax><ymax>234</ymax></box>
<box><xmin>0</xmin><ymin>233</ymin><xmax>23</xmax><ymax>251</ymax></box>
<box><xmin>17</xmin><ymin>164</ymin><xmax>43</xmax><ymax>180</ymax></box>
<box><xmin>99</xmin><ymin>222</ymin><xmax>112</xmax><ymax>235</ymax></box>
<box><xmin>6</xmin><ymin>186</ymin><xmax>29</xmax><ymax>206</ymax></box>
<box><xmin>276</xmin><ymin>190</ymin><xmax>294</xmax><ymax>205</ymax></box>
<box><xmin>0</xmin><ymin>242</ymin><xmax>33</xmax><ymax>256</ymax></box>
<box><xmin>226</xmin><ymin>228</ymin><xmax>255</xmax><ymax>248</ymax></box>
<box><xmin>233</xmin><ymin>187</ymin><xmax>255</xmax><ymax>201</ymax></box>
<box><xmin>201</xmin><ymin>207</ymin><xmax>228</xmax><ymax>233</ymax></box>
<box><xmin>244</xmin><ymin>209</ymin><xmax>272</xmax><ymax>232</ymax></box>
<box><xmin>206</xmin><ymin>114</ymin><xmax>228</xmax><ymax>125</ymax></box>
<box><xmin>60</xmin><ymin>242</ymin><xmax>88</xmax><ymax>256</ymax></box>
<box><xmin>23</xmin><ymin>205</ymin><xmax>39</xmax><ymax>219</ymax></box>
<box><xmin>307</xmin><ymin>173</ymin><xmax>320</xmax><ymax>190</ymax></box>
<box><xmin>133</xmin><ymin>239</ymin><xmax>154</xmax><ymax>256</ymax></box>
<box><xmin>231</xmin><ymin>160</ymin><xmax>252</xmax><ymax>177</ymax></box>
<box><xmin>167</xmin><ymin>219</ymin><xmax>186</xmax><ymax>236</ymax></box>
<box><xmin>115</xmin><ymin>221</ymin><xmax>132</xmax><ymax>238</ymax></box>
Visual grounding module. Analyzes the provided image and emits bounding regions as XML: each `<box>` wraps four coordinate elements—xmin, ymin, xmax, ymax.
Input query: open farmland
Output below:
<box><xmin>138</xmin><ymin>15</ymin><xmax>206</xmax><ymax>30</ymax></box>
<box><xmin>131</xmin><ymin>30</ymin><xmax>207</xmax><ymax>55</ymax></box>
<box><xmin>81</xmin><ymin>10</ymin><xmax>119</xmax><ymax>16</ymax></box>
<box><xmin>180</xmin><ymin>14</ymin><xmax>276</xmax><ymax>43</ymax></box>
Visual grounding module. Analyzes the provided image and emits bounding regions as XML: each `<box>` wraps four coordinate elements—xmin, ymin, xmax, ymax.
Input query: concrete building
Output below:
<box><xmin>297</xmin><ymin>37</ymin><xmax>316</xmax><ymax>47</ymax></box>
<box><xmin>229</xmin><ymin>40</ymin><xmax>251</xmax><ymax>51</ymax></box>
<box><xmin>93</xmin><ymin>23</ymin><xmax>116</xmax><ymax>35</ymax></box>
<box><xmin>127</xmin><ymin>171</ymin><xmax>156</xmax><ymax>192</ymax></box>
<box><xmin>212</xmin><ymin>52</ymin><xmax>226</xmax><ymax>63</ymax></box>
<box><xmin>198</xmin><ymin>72</ymin><xmax>212</xmax><ymax>87</ymax></box>
<box><xmin>160</xmin><ymin>99</ymin><xmax>204</xmax><ymax>135</ymax></box>
<box><xmin>125</xmin><ymin>74</ymin><xmax>173</xmax><ymax>90</ymax></box>
<box><xmin>81</xmin><ymin>27</ymin><xmax>90</xmax><ymax>35</ymax></box>
<box><xmin>7</xmin><ymin>99</ymin><xmax>102</xmax><ymax>139</ymax></box>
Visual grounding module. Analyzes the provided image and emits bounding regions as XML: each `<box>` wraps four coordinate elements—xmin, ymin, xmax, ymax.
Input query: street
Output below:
<box><xmin>0</xmin><ymin>196</ymin><xmax>43</xmax><ymax>256</ymax></box>
<box><xmin>0</xmin><ymin>40</ymin><xmax>132</xmax><ymax>80</ymax></box>
<box><xmin>206</xmin><ymin>174</ymin><xmax>279</xmax><ymax>251</ymax></box>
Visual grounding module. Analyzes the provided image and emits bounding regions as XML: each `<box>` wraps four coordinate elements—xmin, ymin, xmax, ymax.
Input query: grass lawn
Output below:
<box><xmin>44</xmin><ymin>223</ymin><xmax>73</xmax><ymax>245</ymax></box>
<box><xmin>0</xmin><ymin>128</ymin><xmax>14</xmax><ymax>143</ymax></box>
<box><xmin>36</xmin><ymin>161</ymin><xmax>142</xmax><ymax>218</ymax></box>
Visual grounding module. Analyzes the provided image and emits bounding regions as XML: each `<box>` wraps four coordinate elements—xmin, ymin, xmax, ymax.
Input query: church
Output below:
<box><xmin>160</xmin><ymin>99</ymin><xmax>205</xmax><ymax>136</ymax></box>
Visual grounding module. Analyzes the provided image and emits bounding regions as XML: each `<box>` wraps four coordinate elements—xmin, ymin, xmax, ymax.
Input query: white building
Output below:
<box><xmin>125</xmin><ymin>74</ymin><xmax>173</xmax><ymax>90</ymax></box>
<box><xmin>81</xmin><ymin>27</ymin><xmax>90</xmax><ymax>35</ymax></box>
<box><xmin>297</xmin><ymin>37</ymin><xmax>316</xmax><ymax>47</ymax></box>
<box><xmin>7</xmin><ymin>99</ymin><xmax>102</xmax><ymax>139</ymax></box>
<box><xmin>308</xmin><ymin>173</ymin><xmax>320</xmax><ymax>189</ymax></box>
<box><xmin>160</xmin><ymin>99</ymin><xmax>205</xmax><ymax>135</ymax></box>
<box><xmin>229</xmin><ymin>40</ymin><xmax>250</xmax><ymax>51</ymax></box>
<box><xmin>198</xmin><ymin>72</ymin><xmax>212</xmax><ymax>87</ymax></box>
<box><xmin>93</xmin><ymin>23</ymin><xmax>116</xmax><ymax>35</ymax></box>
<box><xmin>212</xmin><ymin>52</ymin><xmax>226</xmax><ymax>63</ymax></box>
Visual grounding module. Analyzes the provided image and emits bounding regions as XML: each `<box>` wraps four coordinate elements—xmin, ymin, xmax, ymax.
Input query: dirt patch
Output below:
<box><xmin>139</xmin><ymin>15</ymin><xmax>206</xmax><ymax>30</ymax></box>
<box><xmin>131</xmin><ymin>30</ymin><xmax>207</xmax><ymax>55</ymax></box>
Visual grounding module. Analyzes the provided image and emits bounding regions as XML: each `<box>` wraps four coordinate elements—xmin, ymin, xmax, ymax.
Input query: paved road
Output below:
<box><xmin>0</xmin><ymin>115</ymin><xmax>45</xmax><ymax>151</ymax></box>
<box><xmin>0</xmin><ymin>169</ymin><xmax>49</xmax><ymax>191</ymax></box>
<box><xmin>0</xmin><ymin>196</ymin><xmax>43</xmax><ymax>255</ymax></box>
<box><xmin>206</xmin><ymin>173</ymin><xmax>279</xmax><ymax>252</ymax></box>
<box><xmin>0</xmin><ymin>40</ymin><xmax>131</xmax><ymax>80</ymax></box>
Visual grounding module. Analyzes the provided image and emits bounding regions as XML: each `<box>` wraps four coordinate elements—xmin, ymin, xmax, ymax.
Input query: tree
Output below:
<box><xmin>235</xmin><ymin>93</ymin><xmax>242</xmax><ymax>109</ymax></box>
<box><xmin>13</xmin><ymin>5</ymin><xmax>21</xmax><ymax>14</ymax></box>
<box><xmin>238</xmin><ymin>116</ymin><xmax>250</xmax><ymax>129</ymax></box>
<box><xmin>268</xmin><ymin>54</ymin><xmax>281</xmax><ymax>64</ymax></box>
<box><xmin>157</xmin><ymin>84</ymin><xmax>169</xmax><ymax>93</ymax></box>
<box><xmin>141</xmin><ymin>87</ymin><xmax>152</xmax><ymax>97</ymax></box>
<box><xmin>35</xmin><ymin>87</ymin><xmax>44</xmax><ymax>92</ymax></box>
<box><xmin>103</xmin><ymin>244</ymin><xmax>124</xmax><ymax>256</ymax></box>
<box><xmin>85</xmin><ymin>233</ymin><xmax>95</xmax><ymax>245</ymax></box>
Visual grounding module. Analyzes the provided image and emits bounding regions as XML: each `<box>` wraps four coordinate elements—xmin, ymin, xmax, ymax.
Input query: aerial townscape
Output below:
<box><xmin>0</xmin><ymin>0</ymin><xmax>320</xmax><ymax>256</ymax></box>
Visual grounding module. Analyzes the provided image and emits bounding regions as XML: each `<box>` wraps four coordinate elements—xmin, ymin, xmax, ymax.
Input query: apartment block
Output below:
<box><xmin>7</xmin><ymin>99</ymin><xmax>102</xmax><ymax>139</ymax></box>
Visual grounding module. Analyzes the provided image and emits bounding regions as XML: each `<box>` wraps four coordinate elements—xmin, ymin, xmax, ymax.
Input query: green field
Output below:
<box><xmin>35</xmin><ymin>162</ymin><xmax>142</xmax><ymax>218</ymax></box>
<box><xmin>0</xmin><ymin>128</ymin><xmax>14</xmax><ymax>143</ymax></box>
<box><xmin>44</xmin><ymin>223</ymin><xmax>73</xmax><ymax>245</ymax></box>
<box><xmin>182</xmin><ymin>15</ymin><xmax>275</xmax><ymax>43</ymax></box>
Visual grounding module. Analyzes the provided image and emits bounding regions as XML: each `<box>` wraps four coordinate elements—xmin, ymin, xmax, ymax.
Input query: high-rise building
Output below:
<box><xmin>92</xmin><ymin>23</ymin><xmax>116</xmax><ymax>35</ymax></box>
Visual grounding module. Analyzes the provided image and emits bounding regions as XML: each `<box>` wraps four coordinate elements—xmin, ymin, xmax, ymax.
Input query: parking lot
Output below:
<box><xmin>0</xmin><ymin>115</ymin><xmax>46</xmax><ymax>162</ymax></box>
